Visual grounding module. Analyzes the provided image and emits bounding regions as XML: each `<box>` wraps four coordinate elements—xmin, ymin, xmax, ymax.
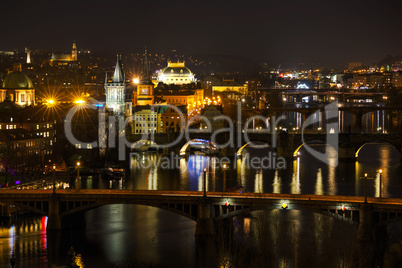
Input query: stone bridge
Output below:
<box><xmin>1</xmin><ymin>190</ymin><xmax>402</xmax><ymax>231</ymax></box>
<box><xmin>127</xmin><ymin>133</ymin><xmax>402</xmax><ymax>160</ymax></box>
<box><xmin>1</xmin><ymin>189</ymin><xmax>400</xmax><ymax>267</ymax></box>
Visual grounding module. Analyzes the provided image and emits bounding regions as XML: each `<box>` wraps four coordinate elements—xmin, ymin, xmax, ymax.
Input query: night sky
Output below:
<box><xmin>1</xmin><ymin>0</ymin><xmax>402</xmax><ymax>66</ymax></box>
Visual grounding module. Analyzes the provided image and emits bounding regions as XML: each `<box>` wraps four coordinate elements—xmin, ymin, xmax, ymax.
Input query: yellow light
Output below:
<box><xmin>53</xmin><ymin>164</ymin><xmax>56</xmax><ymax>170</ymax></box>
<box><xmin>76</xmin><ymin>162</ymin><xmax>81</xmax><ymax>167</ymax></box>
<box><xmin>282</xmin><ymin>203</ymin><xmax>288</xmax><ymax>209</ymax></box>
<box><xmin>75</xmin><ymin>99</ymin><xmax>85</xmax><ymax>104</ymax></box>
<box><xmin>133</xmin><ymin>78</ymin><xmax>140</xmax><ymax>84</ymax></box>
<box><xmin>47</xmin><ymin>99</ymin><xmax>54</xmax><ymax>104</ymax></box>
<box><xmin>379</xmin><ymin>169</ymin><xmax>383</xmax><ymax>174</ymax></box>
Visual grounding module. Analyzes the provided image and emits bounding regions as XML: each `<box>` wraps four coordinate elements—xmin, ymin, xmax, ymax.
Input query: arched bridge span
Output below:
<box><xmin>2</xmin><ymin>190</ymin><xmax>402</xmax><ymax>234</ymax></box>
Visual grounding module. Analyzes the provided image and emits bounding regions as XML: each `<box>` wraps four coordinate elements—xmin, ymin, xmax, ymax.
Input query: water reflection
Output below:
<box><xmin>0</xmin><ymin>216</ymin><xmax>47</xmax><ymax>267</ymax></box>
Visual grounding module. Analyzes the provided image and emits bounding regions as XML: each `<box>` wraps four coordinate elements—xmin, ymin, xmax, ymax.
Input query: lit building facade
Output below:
<box><xmin>157</xmin><ymin>62</ymin><xmax>196</xmax><ymax>85</ymax></box>
<box><xmin>160</xmin><ymin>106</ymin><xmax>187</xmax><ymax>133</ymax></box>
<box><xmin>133</xmin><ymin>106</ymin><xmax>163</xmax><ymax>134</ymax></box>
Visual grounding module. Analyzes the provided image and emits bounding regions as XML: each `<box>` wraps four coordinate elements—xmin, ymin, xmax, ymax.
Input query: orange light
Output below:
<box><xmin>75</xmin><ymin>99</ymin><xmax>85</xmax><ymax>104</ymax></box>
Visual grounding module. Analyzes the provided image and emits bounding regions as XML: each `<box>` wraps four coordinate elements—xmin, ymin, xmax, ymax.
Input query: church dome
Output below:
<box><xmin>2</xmin><ymin>68</ymin><xmax>33</xmax><ymax>89</ymax></box>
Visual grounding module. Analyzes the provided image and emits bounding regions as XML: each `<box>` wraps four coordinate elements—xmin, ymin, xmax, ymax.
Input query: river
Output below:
<box><xmin>0</xmin><ymin>142</ymin><xmax>401</xmax><ymax>267</ymax></box>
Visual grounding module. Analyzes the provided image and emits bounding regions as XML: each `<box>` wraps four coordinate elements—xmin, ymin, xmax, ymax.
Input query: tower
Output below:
<box><xmin>105</xmin><ymin>55</ymin><xmax>126</xmax><ymax>115</ymax></box>
<box><xmin>72</xmin><ymin>41</ymin><xmax>77</xmax><ymax>61</ymax></box>
<box><xmin>136</xmin><ymin>47</ymin><xmax>155</xmax><ymax>106</ymax></box>
<box><xmin>25</xmin><ymin>47</ymin><xmax>31</xmax><ymax>64</ymax></box>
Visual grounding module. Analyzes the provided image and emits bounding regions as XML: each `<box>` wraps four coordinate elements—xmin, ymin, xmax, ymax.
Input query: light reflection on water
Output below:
<box><xmin>0</xmin><ymin>143</ymin><xmax>400</xmax><ymax>267</ymax></box>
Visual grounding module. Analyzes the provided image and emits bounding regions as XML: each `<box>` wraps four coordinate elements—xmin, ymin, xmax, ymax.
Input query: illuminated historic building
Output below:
<box><xmin>105</xmin><ymin>55</ymin><xmax>132</xmax><ymax>115</ymax></box>
<box><xmin>157</xmin><ymin>62</ymin><xmax>196</xmax><ymax>85</ymax></box>
<box><xmin>160</xmin><ymin>105</ymin><xmax>187</xmax><ymax>133</ymax></box>
<box><xmin>133</xmin><ymin>106</ymin><xmax>163</xmax><ymax>134</ymax></box>
<box><xmin>50</xmin><ymin>42</ymin><xmax>78</xmax><ymax>66</ymax></box>
<box><xmin>160</xmin><ymin>89</ymin><xmax>204</xmax><ymax>118</ymax></box>
<box><xmin>1</xmin><ymin>64</ymin><xmax>35</xmax><ymax>106</ymax></box>
<box><xmin>204</xmin><ymin>75</ymin><xmax>247</xmax><ymax>95</ymax></box>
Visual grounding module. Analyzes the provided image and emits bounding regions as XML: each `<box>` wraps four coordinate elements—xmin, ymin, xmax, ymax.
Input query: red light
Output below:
<box><xmin>278</xmin><ymin>73</ymin><xmax>284</xmax><ymax>78</ymax></box>
<box><xmin>225</xmin><ymin>201</ymin><xmax>229</xmax><ymax>206</ymax></box>
<box><xmin>342</xmin><ymin>205</ymin><xmax>346</xmax><ymax>211</ymax></box>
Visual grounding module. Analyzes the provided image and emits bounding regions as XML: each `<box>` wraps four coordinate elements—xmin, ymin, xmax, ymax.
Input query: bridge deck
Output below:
<box><xmin>1</xmin><ymin>189</ymin><xmax>402</xmax><ymax>207</ymax></box>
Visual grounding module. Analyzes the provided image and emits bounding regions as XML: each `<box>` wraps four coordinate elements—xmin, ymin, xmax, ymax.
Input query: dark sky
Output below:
<box><xmin>1</xmin><ymin>0</ymin><xmax>402</xmax><ymax>66</ymax></box>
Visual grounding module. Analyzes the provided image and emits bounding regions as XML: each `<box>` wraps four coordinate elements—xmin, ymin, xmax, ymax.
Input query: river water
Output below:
<box><xmin>0</xmin><ymin>140</ymin><xmax>401</xmax><ymax>267</ymax></box>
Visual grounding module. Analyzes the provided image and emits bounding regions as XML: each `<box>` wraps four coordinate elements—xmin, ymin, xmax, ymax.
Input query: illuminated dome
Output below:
<box><xmin>158</xmin><ymin>62</ymin><xmax>195</xmax><ymax>85</ymax></box>
<box><xmin>1</xmin><ymin>64</ymin><xmax>35</xmax><ymax>106</ymax></box>
<box><xmin>2</xmin><ymin>64</ymin><xmax>33</xmax><ymax>89</ymax></box>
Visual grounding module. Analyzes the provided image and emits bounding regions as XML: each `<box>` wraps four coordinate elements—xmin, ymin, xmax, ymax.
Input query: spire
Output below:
<box><xmin>140</xmin><ymin>47</ymin><xmax>153</xmax><ymax>85</ymax></box>
<box><xmin>144</xmin><ymin>47</ymin><xmax>150</xmax><ymax>78</ymax></box>
<box><xmin>112</xmin><ymin>54</ymin><xmax>124</xmax><ymax>83</ymax></box>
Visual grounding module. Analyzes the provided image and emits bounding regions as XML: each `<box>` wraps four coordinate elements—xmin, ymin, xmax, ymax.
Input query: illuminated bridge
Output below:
<box><xmin>1</xmin><ymin>190</ymin><xmax>402</xmax><ymax>237</ymax></box>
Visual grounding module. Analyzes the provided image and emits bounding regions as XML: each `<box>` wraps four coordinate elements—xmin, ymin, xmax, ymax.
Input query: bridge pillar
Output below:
<box><xmin>276</xmin><ymin>132</ymin><xmax>295</xmax><ymax>158</ymax></box>
<box><xmin>47</xmin><ymin>195</ymin><xmax>62</xmax><ymax>230</ymax></box>
<box><xmin>351</xmin><ymin>112</ymin><xmax>363</xmax><ymax>133</ymax></box>
<box><xmin>195</xmin><ymin>199</ymin><xmax>215</xmax><ymax>236</ymax></box>
<box><xmin>357</xmin><ymin>204</ymin><xmax>375</xmax><ymax>267</ymax></box>
<box><xmin>338</xmin><ymin>146</ymin><xmax>356</xmax><ymax>160</ymax></box>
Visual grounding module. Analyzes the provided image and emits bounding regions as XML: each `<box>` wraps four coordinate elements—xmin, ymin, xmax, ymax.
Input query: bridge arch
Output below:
<box><xmin>62</xmin><ymin>203</ymin><xmax>198</xmax><ymax>221</ymax></box>
<box><xmin>355</xmin><ymin>141</ymin><xmax>401</xmax><ymax>159</ymax></box>
<box><xmin>131</xmin><ymin>140</ymin><xmax>158</xmax><ymax>151</ymax></box>
<box><xmin>293</xmin><ymin>140</ymin><xmax>328</xmax><ymax>157</ymax></box>
<box><xmin>179</xmin><ymin>139</ymin><xmax>218</xmax><ymax>156</ymax></box>
<box><xmin>236</xmin><ymin>141</ymin><xmax>271</xmax><ymax>157</ymax></box>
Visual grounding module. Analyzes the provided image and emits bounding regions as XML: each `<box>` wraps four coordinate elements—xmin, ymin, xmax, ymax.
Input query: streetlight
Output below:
<box><xmin>203</xmin><ymin>168</ymin><xmax>207</xmax><ymax>197</ymax></box>
<box><xmin>378</xmin><ymin>169</ymin><xmax>383</xmax><ymax>199</ymax></box>
<box><xmin>76</xmin><ymin>162</ymin><xmax>81</xmax><ymax>190</ymax></box>
<box><xmin>364</xmin><ymin>173</ymin><xmax>368</xmax><ymax>203</ymax></box>
<box><xmin>52</xmin><ymin>164</ymin><xmax>56</xmax><ymax>194</ymax></box>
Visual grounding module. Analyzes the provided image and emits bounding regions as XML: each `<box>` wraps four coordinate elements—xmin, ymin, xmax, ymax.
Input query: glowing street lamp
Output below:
<box><xmin>133</xmin><ymin>78</ymin><xmax>140</xmax><ymax>84</ymax></box>
<box><xmin>76</xmin><ymin>162</ymin><xmax>81</xmax><ymax>190</ymax></box>
<box><xmin>364</xmin><ymin>173</ymin><xmax>368</xmax><ymax>203</ymax></box>
<box><xmin>52</xmin><ymin>164</ymin><xmax>56</xmax><ymax>194</ymax></box>
<box><xmin>75</xmin><ymin>99</ymin><xmax>85</xmax><ymax>105</ymax></box>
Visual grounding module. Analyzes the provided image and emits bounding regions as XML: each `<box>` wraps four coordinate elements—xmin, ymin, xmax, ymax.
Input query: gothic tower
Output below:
<box><xmin>72</xmin><ymin>41</ymin><xmax>77</xmax><ymax>61</ymax></box>
<box><xmin>25</xmin><ymin>47</ymin><xmax>31</xmax><ymax>64</ymax></box>
<box><xmin>105</xmin><ymin>55</ymin><xmax>126</xmax><ymax>115</ymax></box>
<box><xmin>136</xmin><ymin>47</ymin><xmax>155</xmax><ymax>106</ymax></box>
